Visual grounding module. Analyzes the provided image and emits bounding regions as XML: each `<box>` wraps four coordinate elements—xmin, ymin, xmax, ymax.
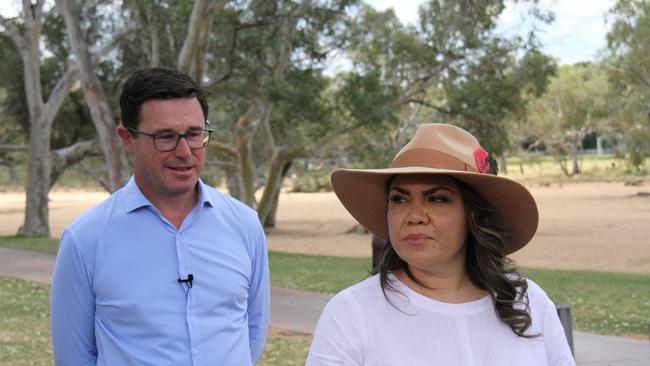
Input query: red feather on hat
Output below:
<box><xmin>473</xmin><ymin>147</ymin><xmax>489</xmax><ymax>174</ymax></box>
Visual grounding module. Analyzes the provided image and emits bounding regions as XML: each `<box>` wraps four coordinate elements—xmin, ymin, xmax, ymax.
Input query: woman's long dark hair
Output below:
<box><xmin>374</xmin><ymin>177</ymin><xmax>534</xmax><ymax>338</ymax></box>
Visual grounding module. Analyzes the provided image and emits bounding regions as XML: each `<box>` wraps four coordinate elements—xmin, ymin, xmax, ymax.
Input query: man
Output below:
<box><xmin>51</xmin><ymin>67</ymin><xmax>270</xmax><ymax>366</ymax></box>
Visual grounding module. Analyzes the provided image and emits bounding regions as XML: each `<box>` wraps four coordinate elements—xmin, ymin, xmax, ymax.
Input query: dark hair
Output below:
<box><xmin>375</xmin><ymin>177</ymin><xmax>535</xmax><ymax>338</ymax></box>
<box><xmin>119</xmin><ymin>67</ymin><xmax>209</xmax><ymax>131</ymax></box>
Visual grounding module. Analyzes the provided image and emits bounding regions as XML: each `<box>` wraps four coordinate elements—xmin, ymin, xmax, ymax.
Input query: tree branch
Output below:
<box><xmin>210</xmin><ymin>141</ymin><xmax>237</xmax><ymax>156</ymax></box>
<box><xmin>0</xmin><ymin>144</ymin><xmax>28</xmax><ymax>151</ymax></box>
<box><xmin>624</xmin><ymin>62</ymin><xmax>650</xmax><ymax>88</ymax></box>
<box><xmin>43</xmin><ymin>66</ymin><xmax>79</xmax><ymax>123</ymax></box>
<box><xmin>0</xmin><ymin>14</ymin><xmax>27</xmax><ymax>58</ymax></box>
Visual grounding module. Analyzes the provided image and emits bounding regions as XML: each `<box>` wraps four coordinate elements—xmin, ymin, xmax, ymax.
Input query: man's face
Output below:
<box><xmin>118</xmin><ymin>97</ymin><xmax>207</xmax><ymax>203</ymax></box>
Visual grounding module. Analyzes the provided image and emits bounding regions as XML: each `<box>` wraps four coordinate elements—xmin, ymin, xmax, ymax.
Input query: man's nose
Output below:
<box><xmin>173</xmin><ymin>136</ymin><xmax>192</xmax><ymax>156</ymax></box>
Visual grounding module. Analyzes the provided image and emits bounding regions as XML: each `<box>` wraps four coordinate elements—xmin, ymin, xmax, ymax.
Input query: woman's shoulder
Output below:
<box><xmin>521</xmin><ymin>277</ymin><xmax>559</xmax><ymax>315</ymax></box>
<box><xmin>523</xmin><ymin>278</ymin><xmax>550</xmax><ymax>299</ymax></box>
<box><xmin>324</xmin><ymin>275</ymin><xmax>383</xmax><ymax>311</ymax></box>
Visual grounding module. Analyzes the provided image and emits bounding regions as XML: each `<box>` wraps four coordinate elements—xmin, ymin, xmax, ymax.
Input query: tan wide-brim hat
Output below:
<box><xmin>331</xmin><ymin>123</ymin><xmax>538</xmax><ymax>254</ymax></box>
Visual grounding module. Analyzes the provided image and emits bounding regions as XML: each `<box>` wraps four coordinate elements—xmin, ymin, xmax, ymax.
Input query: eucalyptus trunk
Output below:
<box><xmin>57</xmin><ymin>0</ymin><xmax>130</xmax><ymax>192</ymax></box>
<box><xmin>20</xmin><ymin>113</ymin><xmax>51</xmax><ymax>236</ymax></box>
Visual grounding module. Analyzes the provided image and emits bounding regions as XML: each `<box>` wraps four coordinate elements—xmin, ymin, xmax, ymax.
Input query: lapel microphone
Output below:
<box><xmin>178</xmin><ymin>274</ymin><xmax>194</xmax><ymax>288</ymax></box>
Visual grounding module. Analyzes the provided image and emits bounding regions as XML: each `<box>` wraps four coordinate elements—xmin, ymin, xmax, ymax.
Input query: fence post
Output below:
<box><xmin>556</xmin><ymin>304</ymin><xmax>574</xmax><ymax>356</ymax></box>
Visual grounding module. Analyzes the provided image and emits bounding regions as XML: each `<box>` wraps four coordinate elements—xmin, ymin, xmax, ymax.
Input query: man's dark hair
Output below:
<box><xmin>119</xmin><ymin>67</ymin><xmax>209</xmax><ymax>131</ymax></box>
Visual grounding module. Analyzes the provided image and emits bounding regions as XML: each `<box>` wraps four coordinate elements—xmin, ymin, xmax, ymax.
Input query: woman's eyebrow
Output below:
<box><xmin>389</xmin><ymin>186</ymin><xmax>410</xmax><ymax>195</ymax></box>
<box><xmin>422</xmin><ymin>186</ymin><xmax>453</xmax><ymax>196</ymax></box>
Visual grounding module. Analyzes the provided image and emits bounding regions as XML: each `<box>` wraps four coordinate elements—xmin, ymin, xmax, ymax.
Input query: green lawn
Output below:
<box><xmin>0</xmin><ymin>236</ymin><xmax>59</xmax><ymax>254</ymax></box>
<box><xmin>0</xmin><ymin>237</ymin><xmax>650</xmax><ymax>365</ymax></box>
<box><xmin>0</xmin><ymin>277</ymin><xmax>52</xmax><ymax>366</ymax></box>
<box><xmin>502</xmin><ymin>154</ymin><xmax>648</xmax><ymax>183</ymax></box>
<box><xmin>269</xmin><ymin>251</ymin><xmax>371</xmax><ymax>294</ymax></box>
<box><xmin>0</xmin><ymin>276</ymin><xmax>310</xmax><ymax>366</ymax></box>
<box><xmin>523</xmin><ymin>268</ymin><xmax>650</xmax><ymax>337</ymax></box>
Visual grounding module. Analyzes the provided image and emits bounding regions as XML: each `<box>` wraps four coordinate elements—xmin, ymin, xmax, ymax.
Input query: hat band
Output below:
<box><xmin>391</xmin><ymin>148</ymin><xmax>478</xmax><ymax>172</ymax></box>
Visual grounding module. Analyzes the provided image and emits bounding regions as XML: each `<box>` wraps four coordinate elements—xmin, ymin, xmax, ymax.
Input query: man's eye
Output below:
<box><xmin>186</xmin><ymin>130</ymin><xmax>203</xmax><ymax>138</ymax></box>
<box><xmin>157</xmin><ymin>133</ymin><xmax>177</xmax><ymax>141</ymax></box>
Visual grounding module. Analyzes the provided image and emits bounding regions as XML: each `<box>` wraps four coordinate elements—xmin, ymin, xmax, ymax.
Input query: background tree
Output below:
<box><xmin>338</xmin><ymin>1</ymin><xmax>555</xmax><ymax>170</ymax></box>
<box><xmin>606</xmin><ymin>0</ymin><xmax>650</xmax><ymax>170</ymax></box>
<box><xmin>523</xmin><ymin>63</ymin><xmax>611</xmax><ymax>176</ymax></box>
<box><xmin>0</xmin><ymin>1</ymin><xmax>130</xmax><ymax>236</ymax></box>
<box><xmin>0</xmin><ymin>1</ymin><xmax>83</xmax><ymax>236</ymax></box>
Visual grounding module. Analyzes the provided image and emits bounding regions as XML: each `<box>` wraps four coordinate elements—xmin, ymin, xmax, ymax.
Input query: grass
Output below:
<box><xmin>0</xmin><ymin>236</ymin><xmax>371</xmax><ymax>294</ymax></box>
<box><xmin>0</xmin><ymin>236</ymin><xmax>59</xmax><ymax>255</ymax></box>
<box><xmin>502</xmin><ymin>154</ymin><xmax>648</xmax><ymax>183</ymax></box>
<box><xmin>0</xmin><ymin>277</ymin><xmax>52</xmax><ymax>366</ymax></box>
<box><xmin>268</xmin><ymin>251</ymin><xmax>371</xmax><ymax>294</ymax></box>
<box><xmin>258</xmin><ymin>329</ymin><xmax>311</xmax><ymax>366</ymax></box>
<box><xmin>4</xmin><ymin>235</ymin><xmax>647</xmax><ymax>339</ymax></box>
<box><xmin>523</xmin><ymin>268</ymin><xmax>650</xmax><ymax>338</ymax></box>
<box><xmin>268</xmin><ymin>251</ymin><xmax>650</xmax><ymax>338</ymax></box>
<box><xmin>0</xmin><ymin>276</ymin><xmax>310</xmax><ymax>366</ymax></box>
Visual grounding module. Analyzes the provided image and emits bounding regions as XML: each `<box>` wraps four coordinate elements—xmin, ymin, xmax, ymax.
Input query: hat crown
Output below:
<box><xmin>392</xmin><ymin>123</ymin><xmax>482</xmax><ymax>173</ymax></box>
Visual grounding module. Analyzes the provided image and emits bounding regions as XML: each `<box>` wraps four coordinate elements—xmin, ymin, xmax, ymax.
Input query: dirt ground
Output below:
<box><xmin>0</xmin><ymin>181</ymin><xmax>649</xmax><ymax>273</ymax></box>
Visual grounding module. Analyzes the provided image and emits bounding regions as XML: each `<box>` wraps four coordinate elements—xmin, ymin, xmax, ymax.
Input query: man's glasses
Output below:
<box><xmin>127</xmin><ymin>123</ymin><xmax>213</xmax><ymax>152</ymax></box>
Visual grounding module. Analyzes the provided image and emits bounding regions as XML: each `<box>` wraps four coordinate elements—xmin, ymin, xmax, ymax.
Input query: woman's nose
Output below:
<box><xmin>407</xmin><ymin>202</ymin><xmax>429</xmax><ymax>224</ymax></box>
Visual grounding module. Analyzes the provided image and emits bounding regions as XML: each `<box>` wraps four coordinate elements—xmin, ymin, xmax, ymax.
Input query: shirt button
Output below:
<box><xmin>192</xmin><ymin>347</ymin><xmax>199</xmax><ymax>355</ymax></box>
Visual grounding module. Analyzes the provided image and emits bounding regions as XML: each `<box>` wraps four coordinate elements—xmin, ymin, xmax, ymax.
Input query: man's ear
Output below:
<box><xmin>116</xmin><ymin>124</ymin><xmax>135</xmax><ymax>154</ymax></box>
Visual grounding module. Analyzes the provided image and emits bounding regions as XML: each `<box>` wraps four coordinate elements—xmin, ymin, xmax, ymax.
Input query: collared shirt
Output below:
<box><xmin>51</xmin><ymin>177</ymin><xmax>270</xmax><ymax>366</ymax></box>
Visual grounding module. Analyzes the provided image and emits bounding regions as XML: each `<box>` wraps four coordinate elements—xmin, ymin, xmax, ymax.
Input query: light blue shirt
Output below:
<box><xmin>51</xmin><ymin>178</ymin><xmax>270</xmax><ymax>366</ymax></box>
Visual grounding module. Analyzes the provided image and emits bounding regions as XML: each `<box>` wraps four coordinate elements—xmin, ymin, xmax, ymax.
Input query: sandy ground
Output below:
<box><xmin>0</xmin><ymin>181</ymin><xmax>649</xmax><ymax>273</ymax></box>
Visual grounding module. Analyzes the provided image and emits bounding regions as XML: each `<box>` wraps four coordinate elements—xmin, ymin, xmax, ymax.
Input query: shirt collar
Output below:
<box><xmin>196</xmin><ymin>179</ymin><xmax>215</xmax><ymax>208</ymax></box>
<box><xmin>123</xmin><ymin>176</ymin><xmax>214</xmax><ymax>213</ymax></box>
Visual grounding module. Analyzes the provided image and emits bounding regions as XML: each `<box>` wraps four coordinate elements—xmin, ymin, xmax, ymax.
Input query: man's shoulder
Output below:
<box><xmin>202</xmin><ymin>185</ymin><xmax>259</xmax><ymax>221</ymax></box>
<box><xmin>65</xmin><ymin>188</ymin><xmax>125</xmax><ymax>236</ymax></box>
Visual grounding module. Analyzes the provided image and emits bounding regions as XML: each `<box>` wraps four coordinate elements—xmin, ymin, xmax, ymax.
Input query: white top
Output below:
<box><xmin>306</xmin><ymin>274</ymin><xmax>575</xmax><ymax>366</ymax></box>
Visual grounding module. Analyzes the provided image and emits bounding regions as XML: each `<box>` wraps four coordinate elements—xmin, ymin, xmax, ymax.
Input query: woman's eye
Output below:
<box><xmin>429</xmin><ymin>195</ymin><xmax>448</xmax><ymax>203</ymax></box>
<box><xmin>389</xmin><ymin>194</ymin><xmax>406</xmax><ymax>204</ymax></box>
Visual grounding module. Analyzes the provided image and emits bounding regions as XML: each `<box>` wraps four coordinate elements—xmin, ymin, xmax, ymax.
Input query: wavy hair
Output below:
<box><xmin>374</xmin><ymin>177</ymin><xmax>535</xmax><ymax>338</ymax></box>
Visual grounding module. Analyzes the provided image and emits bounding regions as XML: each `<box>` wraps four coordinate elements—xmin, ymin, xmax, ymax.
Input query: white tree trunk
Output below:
<box><xmin>178</xmin><ymin>0</ymin><xmax>230</xmax><ymax>80</ymax></box>
<box><xmin>56</xmin><ymin>0</ymin><xmax>131</xmax><ymax>192</ymax></box>
<box><xmin>3</xmin><ymin>1</ymin><xmax>52</xmax><ymax>236</ymax></box>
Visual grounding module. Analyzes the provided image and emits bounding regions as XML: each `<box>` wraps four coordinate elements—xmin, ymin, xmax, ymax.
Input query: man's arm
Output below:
<box><xmin>246</xmin><ymin>223</ymin><xmax>270</xmax><ymax>363</ymax></box>
<box><xmin>50</xmin><ymin>230</ymin><xmax>97</xmax><ymax>365</ymax></box>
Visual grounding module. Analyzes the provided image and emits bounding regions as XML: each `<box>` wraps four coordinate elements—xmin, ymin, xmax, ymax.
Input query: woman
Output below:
<box><xmin>306</xmin><ymin>124</ymin><xmax>575</xmax><ymax>365</ymax></box>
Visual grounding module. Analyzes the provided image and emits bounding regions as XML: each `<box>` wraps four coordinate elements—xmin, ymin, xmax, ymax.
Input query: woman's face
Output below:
<box><xmin>387</xmin><ymin>174</ymin><xmax>468</xmax><ymax>273</ymax></box>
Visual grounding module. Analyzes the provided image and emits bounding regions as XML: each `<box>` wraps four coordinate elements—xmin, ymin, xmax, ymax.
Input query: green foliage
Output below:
<box><xmin>289</xmin><ymin>171</ymin><xmax>332</xmax><ymax>193</ymax></box>
<box><xmin>339</xmin><ymin>0</ymin><xmax>558</xmax><ymax>166</ymax></box>
<box><xmin>335</xmin><ymin>71</ymin><xmax>399</xmax><ymax>128</ymax></box>
<box><xmin>627</xmin><ymin>129</ymin><xmax>650</xmax><ymax>170</ymax></box>
<box><xmin>606</xmin><ymin>0</ymin><xmax>650</xmax><ymax>169</ymax></box>
<box><xmin>519</xmin><ymin>63</ymin><xmax>613</xmax><ymax>176</ymax></box>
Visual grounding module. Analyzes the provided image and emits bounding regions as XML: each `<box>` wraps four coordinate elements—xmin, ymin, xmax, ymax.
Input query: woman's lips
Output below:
<box><xmin>403</xmin><ymin>233</ymin><xmax>433</xmax><ymax>245</ymax></box>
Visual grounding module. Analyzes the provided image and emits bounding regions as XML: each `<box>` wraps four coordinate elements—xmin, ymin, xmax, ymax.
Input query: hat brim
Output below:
<box><xmin>331</xmin><ymin>167</ymin><xmax>538</xmax><ymax>254</ymax></box>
